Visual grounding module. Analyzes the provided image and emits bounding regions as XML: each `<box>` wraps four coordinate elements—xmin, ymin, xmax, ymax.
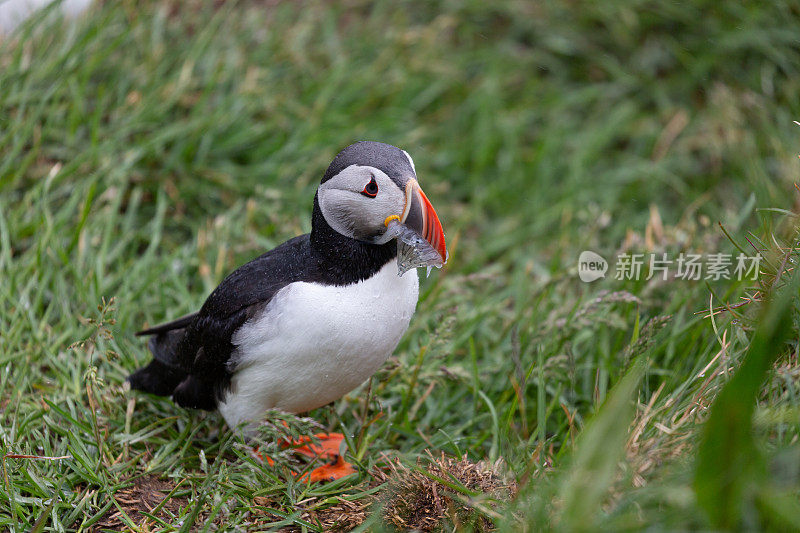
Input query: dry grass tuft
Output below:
<box><xmin>380</xmin><ymin>452</ymin><xmax>515</xmax><ymax>532</ymax></box>
<box><xmin>258</xmin><ymin>453</ymin><xmax>515</xmax><ymax>531</ymax></box>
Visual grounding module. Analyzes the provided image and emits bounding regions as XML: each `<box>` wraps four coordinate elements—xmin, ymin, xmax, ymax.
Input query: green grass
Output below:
<box><xmin>2</xmin><ymin>0</ymin><xmax>800</xmax><ymax>530</ymax></box>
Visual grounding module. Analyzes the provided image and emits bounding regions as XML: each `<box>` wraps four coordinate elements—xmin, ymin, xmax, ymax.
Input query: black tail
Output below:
<box><xmin>136</xmin><ymin>312</ymin><xmax>197</xmax><ymax>337</ymax></box>
<box><xmin>128</xmin><ymin>313</ymin><xmax>198</xmax><ymax>397</ymax></box>
<box><xmin>172</xmin><ymin>375</ymin><xmax>218</xmax><ymax>410</ymax></box>
<box><xmin>128</xmin><ymin>359</ymin><xmax>186</xmax><ymax>396</ymax></box>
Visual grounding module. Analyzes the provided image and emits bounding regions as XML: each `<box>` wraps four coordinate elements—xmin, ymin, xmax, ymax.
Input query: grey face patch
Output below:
<box><xmin>317</xmin><ymin>165</ymin><xmax>406</xmax><ymax>241</ymax></box>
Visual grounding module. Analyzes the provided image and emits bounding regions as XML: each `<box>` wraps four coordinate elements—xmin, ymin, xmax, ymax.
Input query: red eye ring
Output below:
<box><xmin>361</xmin><ymin>176</ymin><xmax>378</xmax><ymax>198</ymax></box>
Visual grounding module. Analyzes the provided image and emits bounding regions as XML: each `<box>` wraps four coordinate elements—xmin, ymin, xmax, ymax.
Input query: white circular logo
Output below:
<box><xmin>578</xmin><ymin>251</ymin><xmax>608</xmax><ymax>282</ymax></box>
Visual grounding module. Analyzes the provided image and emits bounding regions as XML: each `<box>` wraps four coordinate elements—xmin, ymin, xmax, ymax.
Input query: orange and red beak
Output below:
<box><xmin>400</xmin><ymin>179</ymin><xmax>447</xmax><ymax>263</ymax></box>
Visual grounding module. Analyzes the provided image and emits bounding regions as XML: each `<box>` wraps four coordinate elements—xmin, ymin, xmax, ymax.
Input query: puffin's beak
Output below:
<box><xmin>400</xmin><ymin>179</ymin><xmax>447</xmax><ymax>263</ymax></box>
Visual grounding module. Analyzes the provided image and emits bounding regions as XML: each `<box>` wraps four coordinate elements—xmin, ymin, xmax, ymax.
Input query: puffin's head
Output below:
<box><xmin>316</xmin><ymin>141</ymin><xmax>446</xmax><ymax>262</ymax></box>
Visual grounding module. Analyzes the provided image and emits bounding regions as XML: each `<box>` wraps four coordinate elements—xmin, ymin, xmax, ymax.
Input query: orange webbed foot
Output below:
<box><xmin>250</xmin><ymin>445</ymin><xmax>276</xmax><ymax>466</ymax></box>
<box><xmin>299</xmin><ymin>454</ymin><xmax>356</xmax><ymax>483</ymax></box>
<box><xmin>290</xmin><ymin>433</ymin><xmax>356</xmax><ymax>482</ymax></box>
<box><xmin>257</xmin><ymin>432</ymin><xmax>356</xmax><ymax>483</ymax></box>
<box><xmin>285</xmin><ymin>432</ymin><xmax>346</xmax><ymax>459</ymax></box>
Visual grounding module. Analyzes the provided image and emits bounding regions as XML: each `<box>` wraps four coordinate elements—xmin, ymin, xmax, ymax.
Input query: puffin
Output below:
<box><xmin>128</xmin><ymin>141</ymin><xmax>446</xmax><ymax>481</ymax></box>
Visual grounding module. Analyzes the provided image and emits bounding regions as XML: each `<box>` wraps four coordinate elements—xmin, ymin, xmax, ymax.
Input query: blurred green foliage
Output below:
<box><xmin>1</xmin><ymin>0</ymin><xmax>800</xmax><ymax>529</ymax></box>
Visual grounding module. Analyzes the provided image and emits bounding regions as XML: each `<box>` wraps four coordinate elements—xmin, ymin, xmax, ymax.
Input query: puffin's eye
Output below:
<box><xmin>361</xmin><ymin>176</ymin><xmax>379</xmax><ymax>198</ymax></box>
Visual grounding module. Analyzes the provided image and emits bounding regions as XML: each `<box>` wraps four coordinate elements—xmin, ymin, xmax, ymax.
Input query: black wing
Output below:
<box><xmin>196</xmin><ymin>234</ymin><xmax>313</xmax><ymax>321</ymax></box>
<box><xmin>130</xmin><ymin>234</ymin><xmax>314</xmax><ymax>409</ymax></box>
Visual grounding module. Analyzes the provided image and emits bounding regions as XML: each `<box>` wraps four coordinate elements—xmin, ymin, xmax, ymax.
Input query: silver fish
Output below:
<box><xmin>384</xmin><ymin>220</ymin><xmax>447</xmax><ymax>277</ymax></box>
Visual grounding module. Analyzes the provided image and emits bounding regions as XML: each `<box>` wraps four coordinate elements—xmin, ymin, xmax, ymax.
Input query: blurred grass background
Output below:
<box><xmin>2</xmin><ymin>0</ymin><xmax>800</xmax><ymax>530</ymax></box>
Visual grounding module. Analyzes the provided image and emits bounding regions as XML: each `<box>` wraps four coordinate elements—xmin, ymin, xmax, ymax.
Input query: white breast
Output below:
<box><xmin>217</xmin><ymin>260</ymin><xmax>419</xmax><ymax>430</ymax></box>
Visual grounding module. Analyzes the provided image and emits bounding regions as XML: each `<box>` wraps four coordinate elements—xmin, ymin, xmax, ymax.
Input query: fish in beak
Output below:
<box><xmin>379</xmin><ymin>179</ymin><xmax>447</xmax><ymax>276</ymax></box>
<box><xmin>400</xmin><ymin>180</ymin><xmax>447</xmax><ymax>264</ymax></box>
